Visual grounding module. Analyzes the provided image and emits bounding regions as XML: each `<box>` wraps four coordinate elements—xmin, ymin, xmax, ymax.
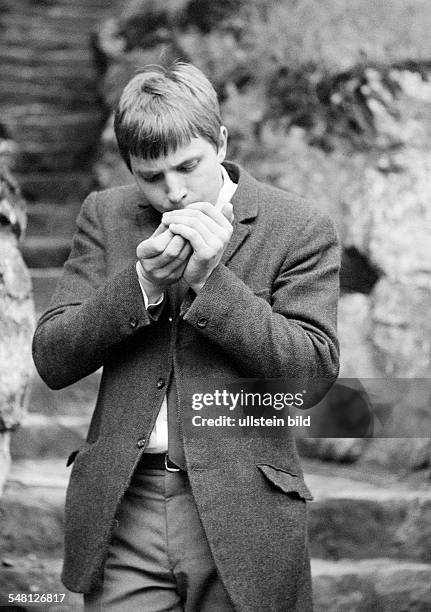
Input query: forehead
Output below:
<box><xmin>130</xmin><ymin>136</ymin><xmax>215</xmax><ymax>173</ymax></box>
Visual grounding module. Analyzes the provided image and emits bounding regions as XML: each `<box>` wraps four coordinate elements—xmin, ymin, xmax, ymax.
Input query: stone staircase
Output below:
<box><xmin>0</xmin><ymin>0</ymin><xmax>115</xmax><ymax>175</ymax></box>
<box><xmin>0</xmin><ymin>0</ymin><xmax>117</xmax><ymax>310</ymax></box>
<box><xmin>3</xmin><ymin>380</ymin><xmax>431</xmax><ymax>611</ymax></box>
<box><xmin>307</xmin><ymin>460</ymin><xmax>431</xmax><ymax>610</ymax></box>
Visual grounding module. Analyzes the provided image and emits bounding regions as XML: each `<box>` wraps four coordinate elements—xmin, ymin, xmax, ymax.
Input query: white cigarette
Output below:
<box><xmin>215</xmin><ymin>197</ymin><xmax>228</xmax><ymax>212</ymax></box>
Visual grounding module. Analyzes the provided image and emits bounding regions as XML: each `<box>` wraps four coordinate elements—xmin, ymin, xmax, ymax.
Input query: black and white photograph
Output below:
<box><xmin>1</xmin><ymin>1</ymin><xmax>431</xmax><ymax>610</ymax></box>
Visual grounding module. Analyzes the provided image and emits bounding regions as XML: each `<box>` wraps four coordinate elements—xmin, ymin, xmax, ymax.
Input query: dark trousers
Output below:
<box><xmin>84</xmin><ymin>468</ymin><xmax>234</xmax><ymax>611</ymax></box>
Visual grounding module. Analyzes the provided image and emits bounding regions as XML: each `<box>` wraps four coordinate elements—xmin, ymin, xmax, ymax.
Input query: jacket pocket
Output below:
<box><xmin>257</xmin><ymin>463</ymin><xmax>314</xmax><ymax>501</ymax></box>
<box><xmin>66</xmin><ymin>441</ymin><xmax>94</xmax><ymax>467</ymax></box>
<box><xmin>66</xmin><ymin>449</ymin><xmax>79</xmax><ymax>467</ymax></box>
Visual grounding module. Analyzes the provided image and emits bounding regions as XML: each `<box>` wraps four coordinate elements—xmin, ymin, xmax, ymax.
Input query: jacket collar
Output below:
<box><xmin>221</xmin><ymin>161</ymin><xmax>259</xmax><ymax>265</ymax></box>
<box><xmin>223</xmin><ymin>161</ymin><xmax>259</xmax><ymax>223</ymax></box>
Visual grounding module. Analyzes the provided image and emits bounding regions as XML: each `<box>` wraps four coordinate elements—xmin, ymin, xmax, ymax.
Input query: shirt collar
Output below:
<box><xmin>215</xmin><ymin>164</ymin><xmax>238</xmax><ymax>209</ymax></box>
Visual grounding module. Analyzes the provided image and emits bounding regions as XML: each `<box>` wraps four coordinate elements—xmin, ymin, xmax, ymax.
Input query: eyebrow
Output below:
<box><xmin>136</xmin><ymin>156</ymin><xmax>201</xmax><ymax>178</ymax></box>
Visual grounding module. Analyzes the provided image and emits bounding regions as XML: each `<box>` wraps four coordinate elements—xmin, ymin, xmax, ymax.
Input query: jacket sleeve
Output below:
<box><xmin>181</xmin><ymin>211</ymin><xmax>340</xmax><ymax>382</ymax></box>
<box><xmin>32</xmin><ymin>192</ymin><xmax>152</xmax><ymax>389</ymax></box>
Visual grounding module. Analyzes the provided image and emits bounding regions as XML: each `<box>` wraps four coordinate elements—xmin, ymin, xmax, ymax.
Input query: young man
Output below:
<box><xmin>33</xmin><ymin>62</ymin><xmax>340</xmax><ymax>611</ymax></box>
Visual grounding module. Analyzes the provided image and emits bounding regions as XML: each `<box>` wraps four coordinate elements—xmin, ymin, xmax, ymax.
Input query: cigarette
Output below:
<box><xmin>214</xmin><ymin>197</ymin><xmax>228</xmax><ymax>212</ymax></box>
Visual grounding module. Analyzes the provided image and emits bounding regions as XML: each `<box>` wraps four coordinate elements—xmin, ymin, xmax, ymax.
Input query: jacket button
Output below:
<box><xmin>137</xmin><ymin>438</ymin><xmax>146</xmax><ymax>448</ymax></box>
<box><xmin>157</xmin><ymin>378</ymin><xmax>165</xmax><ymax>389</ymax></box>
<box><xmin>129</xmin><ymin>317</ymin><xmax>138</xmax><ymax>328</ymax></box>
<box><xmin>197</xmin><ymin>316</ymin><xmax>208</xmax><ymax>328</ymax></box>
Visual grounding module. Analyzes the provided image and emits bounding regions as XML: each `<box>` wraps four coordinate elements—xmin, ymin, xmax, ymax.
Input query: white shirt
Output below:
<box><xmin>137</xmin><ymin>164</ymin><xmax>238</xmax><ymax>452</ymax></box>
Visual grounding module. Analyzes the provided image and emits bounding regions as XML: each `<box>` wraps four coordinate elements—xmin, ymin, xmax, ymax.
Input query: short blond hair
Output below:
<box><xmin>114</xmin><ymin>62</ymin><xmax>222</xmax><ymax>170</ymax></box>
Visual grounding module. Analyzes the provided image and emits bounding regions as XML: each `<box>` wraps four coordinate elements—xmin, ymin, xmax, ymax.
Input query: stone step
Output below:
<box><xmin>26</xmin><ymin>202</ymin><xmax>81</xmax><ymax>238</ymax></box>
<box><xmin>2</xmin><ymin>104</ymin><xmax>102</xmax><ymax>121</ymax></box>
<box><xmin>8</xmin><ymin>134</ymin><xmax>99</xmax><ymax>152</ymax></box>
<box><xmin>20</xmin><ymin>236</ymin><xmax>71</xmax><ymax>268</ymax></box>
<box><xmin>31</xmin><ymin>268</ymin><xmax>62</xmax><ymax>315</ymax></box>
<box><xmin>15</xmin><ymin>145</ymin><xmax>100</xmax><ymax>173</ymax></box>
<box><xmin>0</xmin><ymin>81</ymin><xmax>99</xmax><ymax>106</ymax></box>
<box><xmin>0</xmin><ymin>29</ymin><xmax>92</xmax><ymax>48</ymax></box>
<box><xmin>1</xmin><ymin>463</ymin><xmax>67</xmax><ymax>556</ymax></box>
<box><xmin>1</xmin><ymin>460</ymin><xmax>67</xmax><ymax>563</ymax></box>
<box><xmin>16</xmin><ymin>171</ymin><xmax>94</xmax><ymax>203</ymax></box>
<box><xmin>0</xmin><ymin>555</ymin><xmax>81</xmax><ymax>611</ymax></box>
<box><xmin>1</xmin><ymin>12</ymin><xmax>108</xmax><ymax>31</ymax></box>
<box><xmin>27</xmin><ymin>368</ymin><xmax>100</xmax><ymax>418</ymax></box>
<box><xmin>0</xmin><ymin>64</ymin><xmax>97</xmax><ymax>82</ymax></box>
<box><xmin>304</xmin><ymin>461</ymin><xmax>431</xmax><ymax>564</ymax></box>
<box><xmin>10</xmin><ymin>413</ymin><xmax>90</xmax><ymax>461</ymax></box>
<box><xmin>311</xmin><ymin>558</ymin><xmax>431</xmax><ymax>611</ymax></box>
<box><xmin>0</xmin><ymin>46</ymin><xmax>95</xmax><ymax>67</ymax></box>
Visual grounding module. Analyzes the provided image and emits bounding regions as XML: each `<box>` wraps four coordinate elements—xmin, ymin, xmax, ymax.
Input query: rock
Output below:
<box><xmin>342</xmin><ymin>73</ymin><xmax>431</xmax><ymax>378</ymax></box>
<box><xmin>338</xmin><ymin>293</ymin><xmax>379</xmax><ymax>378</ymax></box>
<box><xmin>0</xmin><ymin>231</ymin><xmax>35</xmax><ymax>430</ymax></box>
<box><xmin>306</xmin><ymin>464</ymin><xmax>431</xmax><ymax>563</ymax></box>
<box><xmin>312</xmin><ymin>558</ymin><xmax>431</xmax><ymax>612</ymax></box>
<box><xmin>371</xmin><ymin>277</ymin><xmax>431</xmax><ymax>377</ymax></box>
<box><xmin>0</xmin><ymin>166</ymin><xmax>35</xmax><ymax>495</ymax></box>
<box><xmin>0</xmin><ymin>433</ymin><xmax>11</xmax><ymax>496</ymax></box>
<box><xmin>299</xmin><ymin>438</ymin><xmax>368</xmax><ymax>464</ymax></box>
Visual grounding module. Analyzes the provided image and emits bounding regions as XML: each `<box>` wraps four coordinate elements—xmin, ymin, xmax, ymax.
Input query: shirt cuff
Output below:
<box><xmin>136</xmin><ymin>261</ymin><xmax>164</xmax><ymax>309</ymax></box>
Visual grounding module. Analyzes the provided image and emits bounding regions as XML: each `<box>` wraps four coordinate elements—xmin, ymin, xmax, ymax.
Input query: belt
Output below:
<box><xmin>137</xmin><ymin>452</ymin><xmax>184</xmax><ymax>472</ymax></box>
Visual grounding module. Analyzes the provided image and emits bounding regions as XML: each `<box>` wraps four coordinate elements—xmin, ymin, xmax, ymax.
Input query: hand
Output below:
<box><xmin>136</xmin><ymin>223</ymin><xmax>192</xmax><ymax>301</ymax></box>
<box><xmin>161</xmin><ymin>201</ymin><xmax>233</xmax><ymax>293</ymax></box>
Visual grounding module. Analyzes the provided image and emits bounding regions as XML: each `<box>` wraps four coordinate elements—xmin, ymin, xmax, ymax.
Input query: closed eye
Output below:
<box><xmin>142</xmin><ymin>173</ymin><xmax>163</xmax><ymax>183</ymax></box>
<box><xmin>178</xmin><ymin>160</ymin><xmax>199</xmax><ymax>173</ymax></box>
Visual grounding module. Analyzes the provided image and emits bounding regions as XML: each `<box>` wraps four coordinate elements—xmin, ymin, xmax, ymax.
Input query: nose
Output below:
<box><xmin>165</xmin><ymin>173</ymin><xmax>187</xmax><ymax>205</ymax></box>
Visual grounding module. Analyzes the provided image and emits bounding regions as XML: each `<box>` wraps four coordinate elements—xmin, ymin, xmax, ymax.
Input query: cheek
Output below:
<box><xmin>136</xmin><ymin>180</ymin><xmax>161</xmax><ymax>200</ymax></box>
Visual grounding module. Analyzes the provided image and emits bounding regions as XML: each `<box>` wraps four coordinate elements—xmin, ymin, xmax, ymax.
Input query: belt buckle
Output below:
<box><xmin>165</xmin><ymin>453</ymin><xmax>181</xmax><ymax>472</ymax></box>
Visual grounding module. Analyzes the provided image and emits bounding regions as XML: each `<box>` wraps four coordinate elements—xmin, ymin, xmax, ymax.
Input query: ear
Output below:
<box><xmin>217</xmin><ymin>126</ymin><xmax>228</xmax><ymax>163</ymax></box>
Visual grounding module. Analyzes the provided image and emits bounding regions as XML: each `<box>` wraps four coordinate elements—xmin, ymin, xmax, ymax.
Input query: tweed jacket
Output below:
<box><xmin>32</xmin><ymin>162</ymin><xmax>340</xmax><ymax>611</ymax></box>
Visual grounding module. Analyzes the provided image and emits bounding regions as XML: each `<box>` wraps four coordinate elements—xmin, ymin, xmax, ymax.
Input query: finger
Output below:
<box><xmin>137</xmin><ymin>229</ymin><xmax>174</xmax><ymax>259</ymax></box>
<box><xmin>163</xmin><ymin>210</ymin><xmax>228</xmax><ymax>243</ymax></box>
<box><xmin>153</xmin><ymin>222</ymin><xmax>169</xmax><ymax>237</ymax></box>
<box><xmin>150</xmin><ymin>235</ymin><xmax>191</xmax><ymax>268</ymax></box>
<box><xmin>140</xmin><ymin>235</ymin><xmax>191</xmax><ymax>272</ymax></box>
<box><xmin>184</xmin><ymin>201</ymin><xmax>234</xmax><ymax>231</ymax></box>
<box><xmin>165</xmin><ymin>216</ymin><xmax>223</xmax><ymax>251</ymax></box>
<box><xmin>168</xmin><ymin>223</ymin><xmax>215</xmax><ymax>257</ymax></box>
<box><xmin>175</xmin><ymin>239</ymin><xmax>193</xmax><ymax>262</ymax></box>
<box><xmin>149</xmin><ymin>243</ymin><xmax>192</xmax><ymax>279</ymax></box>
<box><xmin>161</xmin><ymin>234</ymin><xmax>188</xmax><ymax>260</ymax></box>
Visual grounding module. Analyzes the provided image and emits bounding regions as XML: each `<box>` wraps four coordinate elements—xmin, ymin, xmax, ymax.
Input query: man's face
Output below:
<box><xmin>130</xmin><ymin>128</ymin><xmax>228</xmax><ymax>214</ymax></box>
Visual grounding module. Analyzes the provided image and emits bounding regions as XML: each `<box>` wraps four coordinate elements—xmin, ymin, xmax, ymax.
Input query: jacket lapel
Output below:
<box><xmin>221</xmin><ymin>162</ymin><xmax>259</xmax><ymax>266</ymax></box>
